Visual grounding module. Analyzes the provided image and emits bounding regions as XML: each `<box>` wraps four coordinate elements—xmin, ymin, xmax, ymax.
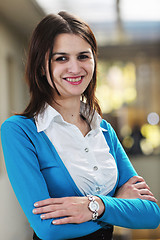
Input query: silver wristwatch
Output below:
<box><xmin>87</xmin><ymin>195</ymin><xmax>99</xmax><ymax>220</ymax></box>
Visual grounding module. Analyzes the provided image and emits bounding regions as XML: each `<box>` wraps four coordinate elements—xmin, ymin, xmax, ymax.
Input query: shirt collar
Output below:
<box><xmin>35</xmin><ymin>104</ymin><xmax>64</xmax><ymax>132</ymax></box>
<box><xmin>35</xmin><ymin>102</ymin><xmax>105</xmax><ymax>133</ymax></box>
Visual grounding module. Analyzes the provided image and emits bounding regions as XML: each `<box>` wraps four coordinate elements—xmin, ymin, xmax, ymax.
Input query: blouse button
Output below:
<box><xmin>93</xmin><ymin>166</ymin><xmax>98</xmax><ymax>171</ymax></box>
<box><xmin>85</xmin><ymin>148</ymin><xmax>89</xmax><ymax>152</ymax></box>
<box><xmin>96</xmin><ymin>187</ymin><xmax>101</xmax><ymax>192</ymax></box>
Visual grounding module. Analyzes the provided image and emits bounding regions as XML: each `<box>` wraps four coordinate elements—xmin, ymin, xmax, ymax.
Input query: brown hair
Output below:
<box><xmin>21</xmin><ymin>11</ymin><xmax>102</xmax><ymax>119</ymax></box>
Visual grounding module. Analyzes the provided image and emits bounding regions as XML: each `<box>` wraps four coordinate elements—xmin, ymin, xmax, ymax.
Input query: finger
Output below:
<box><xmin>52</xmin><ymin>216</ymin><xmax>84</xmax><ymax>225</ymax></box>
<box><xmin>139</xmin><ymin>189</ymin><xmax>154</xmax><ymax>196</ymax></box>
<box><xmin>33</xmin><ymin>204</ymin><xmax>62</xmax><ymax>214</ymax></box>
<box><xmin>51</xmin><ymin>213</ymin><xmax>88</xmax><ymax>224</ymax></box>
<box><xmin>34</xmin><ymin>197</ymin><xmax>64</xmax><ymax>207</ymax></box>
<box><xmin>128</xmin><ymin>176</ymin><xmax>145</xmax><ymax>184</ymax></box>
<box><xmin>39</xmin><ymin>207</ymin><xmax>85</xmax><ymax>221</ymax></box>
<box><xmin>40</xmin><ymin>212</ymin><xmax>58</xmax><ymax>220</ymax></box>
<box><xmin>40</xmin><ymin>210</ymin><xmax>74</xmax><ymax>220</ymax></box>
<box><xmin>33</xmin><ymin>208</ymin><xmax>69</xmax><ymax>219</ymax></box>
<box><xmin>43</xmin><ymin>209</ymin><xmax>69</xmax><ymax>219</ymax></box>
<box><xmin>140</xmin><ymin>195</ymin><xmax>157</xmax><ymax>203</ymax></box>
<box><xmin>37</xmin><ymin>209</ymin><xmax>69</xmax><ymax>220</ymax></box>
<box><xmin>34</xmin><ymin>198</ymin><xmax>54</xmax><ymax>207</ymax></box>
<box><xmin>52</xmin><ymin>216</ymin><xmax>78</xmax><ymax>225</ymax></box>
<box><xmin>135</xmin><ymin>182</ymin><xmax>150</xmax><ymax>190</ymax></box>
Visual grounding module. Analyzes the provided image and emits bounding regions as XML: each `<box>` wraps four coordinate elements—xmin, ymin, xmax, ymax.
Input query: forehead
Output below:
<box><xmin>53</xmin><ymin>33</ymin><xmax>92</xmax><ymax>53</ymax></box>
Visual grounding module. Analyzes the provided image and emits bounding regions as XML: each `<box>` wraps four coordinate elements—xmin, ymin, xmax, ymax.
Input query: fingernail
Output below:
<box><xmin>34</xmin><ymin>203</ymin><xmax>39</xmax><ymax>207</ymax></box>
<box><xmin>40</xmin><ymin>215</ymin><xmax>45</xmax><ymax>219</ymax></box>
<box><xmin>52</xmin><ymin>221</ymin><xmax>56</xmax><ymax>224</ymax></box>
<box><xmin>32</xmin><ymin>209</ymin><xmax>37</xmax><ymax>214</ymax></box>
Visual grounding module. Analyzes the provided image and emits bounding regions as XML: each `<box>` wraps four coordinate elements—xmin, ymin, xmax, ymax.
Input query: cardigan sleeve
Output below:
<box><xmin>0</xmin><ymin>119</ymin><xmax>101</xmax><ymax>240</ymax></box>
<box><xmin>98</xmin><ymin>120</ymin><xmax>160</xmax><ymax>229</ymax></box>
<box><xmin>97</xmin><ymin>195</ymin><xmax>160</xmax><ymax>229</ymax></box>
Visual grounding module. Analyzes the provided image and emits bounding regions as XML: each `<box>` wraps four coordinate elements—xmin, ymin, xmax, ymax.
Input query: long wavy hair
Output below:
<box><xmin>21</xmin><ymin>11</ymin><xmax>102</xmax><ymax>119</ymax></box>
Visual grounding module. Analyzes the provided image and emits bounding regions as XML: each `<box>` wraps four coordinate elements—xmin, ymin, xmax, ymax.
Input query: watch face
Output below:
<box><xmin>89</xmin><ymin>201</ymin><xmax>99</xmax><ymax>212</ymax></box>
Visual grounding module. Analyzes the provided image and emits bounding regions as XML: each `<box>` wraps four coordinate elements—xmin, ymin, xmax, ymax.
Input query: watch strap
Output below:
<box><xmin>87</xmin><ymin>195</ymin><xmax>99</xmax><ymax>221</ymax></box>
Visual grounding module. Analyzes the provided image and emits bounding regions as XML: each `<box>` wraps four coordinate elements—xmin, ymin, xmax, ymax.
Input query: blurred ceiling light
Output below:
<box><xmin>140</xmin><ymin>139</ymin><xmax>153</xmax><ymax>155</ymax></box>
<box><xmin>141</xmin><ymin>124</ymin><xmax>160</xmax><ymax>148</ymax></box>
<box><xmin>121</xmin><ymin>0</ymin><xmax>160</xmax><ymax>21</ymax></box>
<box><xmin>147</xmin><ymin>112</ymin><xmax>160</xmax><ymax>125</ymax></box>
<box><xmin>120</xmin><ymin>125</ymin><xmax>132</xmax><ymax>137</ymax></box>
<box><xmin>124</xmin><ymin>88</ymin><xmax>137</xmax><ymax>103</ymax></box>
<box><xmin>36</xmin><ymin>0</ymin><xmax>160</xmax><ymax>22</ymax></box>
<box><xmin>36</xmin><ymin>0</ymin><xmax>116</xmax><ymax>22</ymax></box>
<box><xmin>122</xmin><ymin>136</ymin><xmax>134</xmax><ymax>149</ymax></box>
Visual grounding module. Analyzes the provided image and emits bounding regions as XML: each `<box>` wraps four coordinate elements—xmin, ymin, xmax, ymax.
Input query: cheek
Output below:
<box><xmin>51</xmin><ymin>64</ymin><xmax>64</xmax><ymax>79</ymax></box>
<box><xmin>44</xmin><ymin>62</ymin><xmax>53</xmax><ymax>87</ymax></box>
<box><xmin>46</xmin><ymin>64</ymin><xmax>60</xmax><ymax>87</ymax></box>
<box><xmin>46</xmin><ymin>73</ymin><xmax>53</xmax><ymax>87</ymax></box>
<box><xmin>87</xmin><ymin>61</ymin><xmax>95</xmax><ymax>77</ymax></box>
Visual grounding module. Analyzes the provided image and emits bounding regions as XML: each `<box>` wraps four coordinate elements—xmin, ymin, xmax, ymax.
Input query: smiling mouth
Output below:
<box><xmin>64</xmin><ymin>76</ymin><xmax>83</xmax><ymax>82</ymax></box>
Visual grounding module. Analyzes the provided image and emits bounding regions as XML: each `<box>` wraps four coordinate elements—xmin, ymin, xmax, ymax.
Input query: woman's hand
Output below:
<box><xmin>115</xmin><ymin>176</ymin><xmax>157</xmax><ymax>202</ymax></box>
<box><xmin>32</xmin><ymin>196</ymin><xmax>104</xmax><ymax>225</ymax></box>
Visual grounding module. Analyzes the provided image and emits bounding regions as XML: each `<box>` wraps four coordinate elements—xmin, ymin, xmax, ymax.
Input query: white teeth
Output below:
<box><xmin>66</xmin><ymin>77</ymin><xmax>82</xmax><ymax>82</ymax></box>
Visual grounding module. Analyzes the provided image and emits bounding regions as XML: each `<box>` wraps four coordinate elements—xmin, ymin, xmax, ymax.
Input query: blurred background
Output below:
<box><xmin>0</xmin><ymin>0</ymin><xmax>160</xmax><ymax>239</ymax></box>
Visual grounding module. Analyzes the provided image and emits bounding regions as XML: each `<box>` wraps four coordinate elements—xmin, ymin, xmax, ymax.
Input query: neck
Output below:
<box><xmin>51</xmin><ymin>97</ymin><xmax>81</xmax><ymax>124</ymax></box>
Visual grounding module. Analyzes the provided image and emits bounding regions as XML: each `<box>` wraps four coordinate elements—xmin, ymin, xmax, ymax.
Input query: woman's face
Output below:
<box><xmin>45</xmin><ymin>33</ymin><xmax>95</xmax><ymax>100</ymax></box>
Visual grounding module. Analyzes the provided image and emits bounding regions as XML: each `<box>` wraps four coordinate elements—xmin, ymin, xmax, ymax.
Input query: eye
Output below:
<box><xmin>55</xmin><ymin>56</ymin><xmax>68</xmax><ymax>62</ymax></box>
<box><xmin>78</xmin><ymin>54</ymin><xmax>89</xmax><ymax>60</ymax></box>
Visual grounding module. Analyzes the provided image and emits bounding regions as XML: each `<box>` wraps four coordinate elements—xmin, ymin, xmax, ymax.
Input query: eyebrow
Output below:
<box><xmin>52</xmin><ymin>52</ymin><xmax>67</xmax><ymax>57</ymax></box>
<box><xmin>52</xmin><ymin>51</ymin><xmax>92</xmax><ymax>57</ymax></box>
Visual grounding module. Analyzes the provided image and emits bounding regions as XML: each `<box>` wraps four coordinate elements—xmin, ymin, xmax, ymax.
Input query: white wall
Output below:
<box><xmin>0</xmin><ymin>20</ymin><xmax>32</xmax><ymax>240</ymax></box>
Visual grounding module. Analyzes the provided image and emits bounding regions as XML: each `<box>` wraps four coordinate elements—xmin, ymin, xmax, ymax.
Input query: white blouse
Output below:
<box><xmin>35</xmin><ymin>102</ymin><xmax>117</xmax><ymax>196</ymax></box>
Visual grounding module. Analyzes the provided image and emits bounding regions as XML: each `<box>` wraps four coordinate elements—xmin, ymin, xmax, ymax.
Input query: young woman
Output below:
<box><xmin>1</xmin><ymin>12</ymin><xmax>159</xmax><ymax>240</ymax></box>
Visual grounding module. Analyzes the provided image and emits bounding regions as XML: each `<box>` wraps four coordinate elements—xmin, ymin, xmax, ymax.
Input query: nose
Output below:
<box><xmin>67</xmin><ymin>58</ymin><xmax>81</xmax><ymax>74</ymax></box>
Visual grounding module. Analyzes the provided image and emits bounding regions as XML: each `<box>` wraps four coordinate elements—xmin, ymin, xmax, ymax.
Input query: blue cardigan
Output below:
<box><xmin>1</xmin><ymin>116</ymin><xmax>160</xmax><ymax>240</ymax></box>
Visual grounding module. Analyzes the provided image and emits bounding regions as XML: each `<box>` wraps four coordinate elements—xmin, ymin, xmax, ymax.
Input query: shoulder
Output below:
<box><xmin>1</xmin><ymin>115</ymin><xmax>36</xmax><ymax>133</ymax></box>
<box><xmin>100</xmin><ymin>119</ymin><xmax>115</xmax><ymax>133</ymax></box>
<box><xmin>1</xmin><ymin>115</ymin><xmax>34</xmax><ymax>127</ymax></box>
<box><xmin>100</xmin><ymin>119</ymin><xmax>119</xmax><ymax>147</ymax></box>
